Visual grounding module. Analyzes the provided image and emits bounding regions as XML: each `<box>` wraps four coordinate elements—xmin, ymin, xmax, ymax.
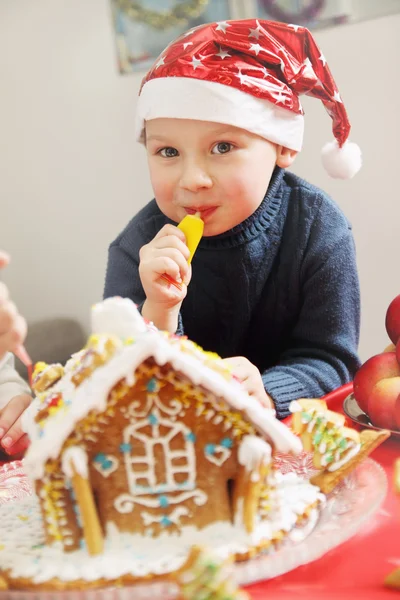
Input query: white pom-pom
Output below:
<box><xmin>321</xmin><ymin>140</ymin><xmax>362</xmax><ymax>179</ymax></box>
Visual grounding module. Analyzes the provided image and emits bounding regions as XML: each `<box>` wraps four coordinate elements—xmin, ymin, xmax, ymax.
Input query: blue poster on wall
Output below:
<box><xmin>110</xmin><ymin>0</ymin><xmax>232</xmax><ymax>74</ymax></box>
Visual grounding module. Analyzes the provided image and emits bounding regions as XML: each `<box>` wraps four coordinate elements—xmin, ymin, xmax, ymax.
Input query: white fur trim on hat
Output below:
<box><xmin>136</xmin><ymin>77</ymin><xmax>304</xmax><ymax>151</ymax></box>
<box><xmin>321</xmin><ymin>140</ymin><xmax>362</xmax><ymax>180</ymax></box>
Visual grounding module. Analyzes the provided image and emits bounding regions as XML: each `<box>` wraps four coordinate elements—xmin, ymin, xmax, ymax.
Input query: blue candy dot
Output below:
<box><xmin>220</xmin><ymin>438</ymin><xmax>233</xmax><ymax>449</ymax></box>
<box><xmin>119</xmin><ymin>443</ymin><xmax>132</xmax><ymax>453</ymax></box>
<box><xmin>205</xmin><ymin>443</ymin><xmax>216</xmax><ymax>456</ymax></box>
<box><xmin>146</xmin><ymin>377</ymin><xmax>159</xmax><ymax>392</ymax></box>
<box><xmin>148</xmin><ymin>413</ymin><xmax>158</xmax><ymax>425</ymax></box>
<box><xmin>94</xmin><ymin>453</ymin><xmax>106</xmax><ymax>463</ymax></box>
<box><xmin>158</xmin><ymin>495</ymin><xmax>169</xmax><ymax>508</ymax></box>
<box><xmin>186</xmin><ymin>431</ymin><xmax>196</xmax><ymax>443</ymax></box>
<box><xmin>103</xmin><ymin>459</ymin><xmax>113</xmax><ymax>469</ymax></box>
<box><xmin>161</xmin><ymin>516</ymin><xmax>172</xmax><ymax>527</ymax></box>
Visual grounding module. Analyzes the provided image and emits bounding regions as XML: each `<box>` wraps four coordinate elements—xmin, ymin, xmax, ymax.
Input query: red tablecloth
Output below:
<box><xmin>0</xmin><ymin>387</ymin><xmax>398</xmax><ymax>599</ymax></box>
<box><xmin>244</xmin><ymin>387</ymin><xmax>400</xmax><ymax>599</ymax></box>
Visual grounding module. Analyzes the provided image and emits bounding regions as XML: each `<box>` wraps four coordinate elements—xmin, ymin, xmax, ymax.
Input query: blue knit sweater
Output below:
<box><xmin>104</xmin><ymin>167</ymin><xmax>360</xmax><ymax>418</ymax></box>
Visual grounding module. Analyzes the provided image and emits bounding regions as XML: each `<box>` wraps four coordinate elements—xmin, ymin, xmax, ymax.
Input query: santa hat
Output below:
<box><xmin>136</xmin><ymin>19</ymin><xmax>361</xmax><ymax>179</ymax></box>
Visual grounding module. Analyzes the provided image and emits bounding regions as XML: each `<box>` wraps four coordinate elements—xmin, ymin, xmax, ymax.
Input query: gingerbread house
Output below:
<box><xmin>17</xmin><ymin>298</ymin><xmax>322</xmax><ymax>588</ymax></box>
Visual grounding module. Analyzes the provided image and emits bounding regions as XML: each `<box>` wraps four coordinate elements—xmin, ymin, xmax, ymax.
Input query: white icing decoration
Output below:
<box><xmin>204</xmin><ymin>445</ymin><xmax>231</xmax><ymax>467</ymax></box>
<box><xmin>141</xmin><ymin>506</ymin><xmax>190</xmax><ymax>527</ymax></box>
<box><xmin>122</xmin><ymin>407</ymin><xmax>196</xmax><ymax>496</ymax></box>
<box><xmin>114</xmin><ymin>489</ymin><xmax>207</xmax><ymax>514</ymax></box>
<box><xmin>23</xmin><ymin>299</ymin><xmax>301</xmax><ymax>481</ymax></box>
<box><xmin>61</xmin><ymin>446</ymin><xmax>88</xmax><ymax>479</ymax></box>
<box><xmin>0</xmin><ymin>472</ymin><xmax>323</xmax><ymax>584</ymax></box>
<box><xmin>92</xmin><ymin>454</ymin><xmax>119</xmax><ymax>478</ymax></box>
<box><xmin>327</xmin><ymin>443</ymin><xmax>361</xmax><ymax>472</ymax></box>
<box><xmin>238</xmin><ymin>435</ymin><xmax>272</xmax><ymax>472</ymax></box>
<box><xmin>289</xmin><ymin>400</ymin><xmax>302</xmax><ymax>413</ymax></box>
<box><xmin>91</xmin><ymin>296</ymin><xmax>148</xmax><ymax>338</ymax></box>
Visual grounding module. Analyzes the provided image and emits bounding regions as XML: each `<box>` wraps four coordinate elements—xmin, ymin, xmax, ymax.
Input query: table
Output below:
<box><xmin>0</xmin><ymin>387</ymin><xmax>399</xmax><ymax>599</ymax></box>
<box><xmin>245</xmin><ymin>386</ymin><xmax>400</xmax><ymax>599</ymax></box>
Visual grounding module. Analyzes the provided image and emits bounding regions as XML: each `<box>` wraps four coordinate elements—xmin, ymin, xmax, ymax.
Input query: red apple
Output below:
<box><xmin>353</xmin><ymin>352</ymin><xmax>400</xmax><ymax>413</ymax></box>
<box><xmin>367</xmin><ymin>377</ymin><xmax>400</xmax><ymax>430</ymax></box>
<box><xmin>396</xmin><ymin>338</ymin><xmax>400</xmax><ymax>365</ymax></box>
<box><xmin>385</xmin><ymin>294</ymin><xmax>400</xmax><ymax>345</ymax></box>
<box><xmin>394</xmin><ymin>394</ymin><xmax>400</xmax><ymax>429</ymax></box>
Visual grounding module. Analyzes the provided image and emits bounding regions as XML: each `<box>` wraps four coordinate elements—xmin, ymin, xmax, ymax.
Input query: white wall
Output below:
<box><xmin>0</xmin><ymin>0</ymin><xmax>399</xmax><ymax>361</ymax></box>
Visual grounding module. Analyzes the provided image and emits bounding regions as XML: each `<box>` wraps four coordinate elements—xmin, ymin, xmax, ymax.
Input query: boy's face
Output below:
<box><xmin>145</xmin><ymin>119</ymin><xmax>279</xmax><ymax>237</ymax></box>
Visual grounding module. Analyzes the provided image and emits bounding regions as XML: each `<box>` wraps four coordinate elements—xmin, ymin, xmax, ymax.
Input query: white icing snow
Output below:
<box><xmin>23</xmin><ymin>300</ymin><xmax>302</xmax><ymax>480</ymax></box>
<box><xmin>0</xmin><ymin>472</ymin><xmax>323</xmax><ymax>583</ymax></box>
<box><xmin>238</xmin><ymin>435</ymin><xmax>272</xmax><ymax>473</ymax></box>
<box><xmin>91</xmin><ymin>296</ymin><xmax>148</xmax><ymax>338</ymax></box>
<box><xmin>61</xmin><ymin>446</ymin><xmax>88</xmax><ymax>479</ymax></box>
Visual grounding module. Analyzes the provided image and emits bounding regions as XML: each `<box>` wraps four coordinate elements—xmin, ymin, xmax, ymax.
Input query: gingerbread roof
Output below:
<box><xmin>23</xmin><ymin>298</ymin><xmax>301</xmax><ymax>479</ymax></box>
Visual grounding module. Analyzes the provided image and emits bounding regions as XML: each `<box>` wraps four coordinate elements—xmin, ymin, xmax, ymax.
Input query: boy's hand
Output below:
<box><xmin>0</xmin><ymin>251</ymin><xmax>28</xmax><ymax>361</ymax></box>
<box><xmin>139</xmin><ymin>225</ymin><xmax>191</xmax><ymax>330</ymax></box>
<box><xmin>0</xmin><ymin>393</ymin><xmax>31</xmax><ymax>455</ymax></box>
<box><xmin>222</xmin><ymin>356</ymin><xmax>274</xmax><ymax>409</ymax></box>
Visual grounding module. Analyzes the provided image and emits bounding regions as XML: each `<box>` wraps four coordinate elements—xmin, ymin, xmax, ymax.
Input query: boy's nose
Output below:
<box><xmin>179</xmin><ymin>162</ymin><xmax>213</xmax><ymax>191</ymax></box>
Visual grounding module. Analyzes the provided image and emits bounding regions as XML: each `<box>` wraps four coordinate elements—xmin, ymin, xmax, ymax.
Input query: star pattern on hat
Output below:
<box><xmin>333</xmin><ymin>91</ymin><xmax>342</xmax><ymax>103</ymax></box>
<box><xmin>183</xmin><ymin>42</ymin><xmax>193</xmax><ymax>50</ymax></box>
<box><xmin>236</xmin><ymin>68</ymin><xmax>252</xmax><ymax>88</ymax></box>
<box><xmin>191</xmin><ymin>55</ymin><xmax>203</xmax><ymax>70</ymax></box>
<box><xmin>319</xmin><ymin>53</ymin><xmax>327</xmax><ymax>66</ymax></box>
<box><xmin>215</xmin><ymin>47</ymin><xmax>230</xmax><ymax>60</ymax></box>
<box><xmin>215</xmin><ymin>21</ymin><xmax>231</xmax><ymax>34</ymax></box>
<box><xmin>155</xmin><ymin>56</ymin><xmax>165</xmax><ymax>69</ymax></box>
<box><xmin>248</xmin><ymin>20</ymin><xmax>262</xmax><ymax>39</ymax></box>
<box><xmin>273</xmin><ymin>89</ymin><xmax>287</xmax><ymax>105</ymax></box>
<box><xmin>302</xmin><ymin>57</ymin><xmax>315</xmax><ymax>78</ymax></box>
<box><xmin>249</xmin><ymin>43</ymin><xmax>263</xmax><ymax>56</ymax></box>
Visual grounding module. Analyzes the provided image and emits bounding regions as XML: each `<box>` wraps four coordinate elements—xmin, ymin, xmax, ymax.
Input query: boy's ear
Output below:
<box><xmin>276</xmin><ymin>146</ymin><xmax>298</xmax><ymax>169</ymax></box>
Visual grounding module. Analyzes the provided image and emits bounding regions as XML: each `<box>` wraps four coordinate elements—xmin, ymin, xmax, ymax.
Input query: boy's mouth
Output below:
<box><xmin>185</xmin><ymin>206</ymin><xmax>217</xmax><ymax>221</ymax></box>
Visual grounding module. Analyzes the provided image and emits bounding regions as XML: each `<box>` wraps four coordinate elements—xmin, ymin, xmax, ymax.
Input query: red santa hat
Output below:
<box><xmin>136</xmin><ymin>19</ymin><xmax>361</xmax><ymax>179</ymax></box>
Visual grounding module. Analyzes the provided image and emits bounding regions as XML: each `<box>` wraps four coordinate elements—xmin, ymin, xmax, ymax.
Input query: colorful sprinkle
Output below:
<box><xmin>158</xmin><ymin>495</ymin><xmax>169</xmax><ymax>508</ymax></box>
<box><xmin>119</xmin><ymin>443</ymin><xmax>132</xmax><ymax>453</ymax></box>
<box><xmin>160</xmin><ymin>516</ymin><xmax>172</xmax><ymax>527</ymax></box>
<box><xmin>186</xmin><ymin>431</ymin><xmax>196</xmax><ymax>443</ymax></box>
<box><xmin>146</xmin><ymin>377</ymin><xmax>159</xmax><ymax>392</ymax></box>
<box><xmin>148</xmin><ymin>413</ymin><xmax>158</xmax><ymax>425</ymax></box>
<box><xmin>205</xmin><ymin>443</ymin><xmax>216</xmax><ymax>456</ymax></box>
<box><xmin>220</xmin><ymin>437</ymin><xmax>233</xmax><ymax>448</ymax></box>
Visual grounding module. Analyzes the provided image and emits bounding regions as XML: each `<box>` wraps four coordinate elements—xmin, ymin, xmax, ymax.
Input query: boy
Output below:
<box><xmin>104</xmin><ymin>19</ymin><xmax>361</xmax><ymax>418</ymax></box>
<box><xmin>0</xmin><ymin>250</ymin><xmax>32</xmax><ymax>456</ymax></box>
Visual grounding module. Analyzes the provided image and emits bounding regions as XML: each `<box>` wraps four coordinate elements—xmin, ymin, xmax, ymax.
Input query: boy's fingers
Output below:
<box><xmin>0</xmin><ymin>394</ymin><xmax>32</xmax><ymax>444</ymax></box>
<box><xmin>154</xmin><ymin>224</ymin><xmax>186</xmax><ymax>242</ymax></box>
<box><xmin>153</xmin><ymin>235</ymin><xmax>191</xmax><ymax>260</ymax></box>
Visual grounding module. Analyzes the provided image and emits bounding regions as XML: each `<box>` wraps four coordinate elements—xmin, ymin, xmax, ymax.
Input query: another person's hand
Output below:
<box><xmin>0</xmin><ymin>394</ymin><xmax>31</xmax><ymax>456</ymax></box>
<box><xmin>0</xmin><ymin>251</ymin><xmax>27</xmax><ymax>361</ymax></box>
<box><xmin>139</xmin><ymin>225</ymin><xmax>191</xmax><ymax>330</ymax></box>
<box><xmin>222</xmin><ymin>356</ymin><xmax>274</xmax><ymax>409</ymax></box>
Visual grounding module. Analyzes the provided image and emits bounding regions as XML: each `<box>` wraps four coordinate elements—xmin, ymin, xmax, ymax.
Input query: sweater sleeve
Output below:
<box><xmin>0</xmin><ymin>353</ymin><xmax>32</xmax><ymax>410</ymax></box>
<box><xmin>262</xmin><ymin>228</ymin><xmax>360</xmax><ymax>419</ymax></box>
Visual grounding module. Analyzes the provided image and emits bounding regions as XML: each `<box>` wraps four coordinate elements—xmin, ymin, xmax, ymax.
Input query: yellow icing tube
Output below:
<box><xmin>177</xmin><ymin>212</ymin><xmax>204</xmax><ymax>264</ymax></box>
<box><xmin>161</xmin><ymin>212</ymin><xmax>204</xmax><ymax>289</ymax></box>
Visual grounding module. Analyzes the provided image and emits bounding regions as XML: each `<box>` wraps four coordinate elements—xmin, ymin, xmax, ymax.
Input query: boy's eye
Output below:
<box><xmin>212</xmin><ymin>142</ymin><xmax>233</xmax><ymax>154</ymax></box>
<box><xmin>159</xmin><ymin>147</ymin><xmax>179</xmax><ymax>158</ymax></box>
